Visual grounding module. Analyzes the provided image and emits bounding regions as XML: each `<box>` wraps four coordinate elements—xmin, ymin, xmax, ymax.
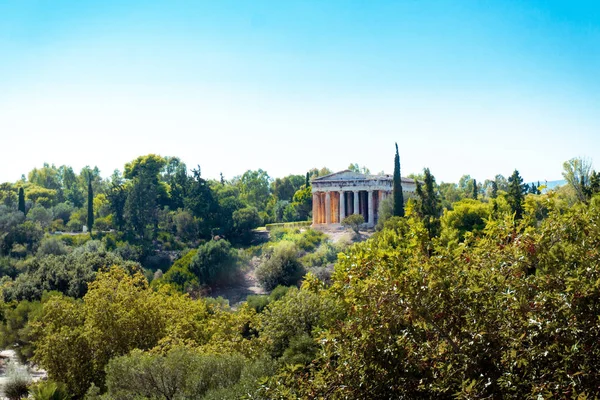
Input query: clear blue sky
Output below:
<box><xmin>1</xmin><ymin>0</ymin><xmax>599</xmax><ymax>184</ymax></box>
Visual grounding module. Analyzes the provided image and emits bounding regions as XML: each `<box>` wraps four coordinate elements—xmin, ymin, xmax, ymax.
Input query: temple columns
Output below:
<box><xmin>339</xmin><ymin>191</ymin><xmax>345</xmax><ymax>222</ymax></box>
<box><xmin>314</xmin><ymin>194</ymin><xmax>318</xmax><ymax>224</ymax></box>
<box><xmin>312</xmin><ymin>188</ymin><xmax>388</xmax><ymax>226</ymax></box>
<box><xmin>368</xmin><ymin>190</ymin><xmax>374</xmax><ymax>226</ymax></box>
<box><xmin>325</xmin><ymin>192</ymin><xmax>331</xmax><ymax>224</ymax></box>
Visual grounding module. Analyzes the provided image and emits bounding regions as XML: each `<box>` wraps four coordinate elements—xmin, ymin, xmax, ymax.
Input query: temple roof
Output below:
<box><xmin>313</xmin><ymin>170</ymin><xmax>415</xmax><ymax>184</ymax></box>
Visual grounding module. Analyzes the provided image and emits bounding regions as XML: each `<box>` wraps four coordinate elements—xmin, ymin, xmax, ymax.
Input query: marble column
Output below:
<box><xmin>368</xmin><ymin>190</ymin><xmax>374</xmax><ymax>226</ymax></box>
<box><xmin>312</xmin><ymin>193</ymin><xmax>319</xmax><ymax>225</ymax></box>
<box><xmin>325</xmin><ymin>192</ymin><xmax>331</xmax><ymax>224</ymax></box>
<box><xmin>339</xmin><ymin>190</ymin><xmax>345</xmax><ymax>223</ymax></box>
<box><xmin>353</xmin><ymin>190</ymin><xmax>359</xmax><ymax>215</ymax></box>
<box><xmin>320</xmin><ymin>193</ymin><xmax>325</xmax><ymax>223</ymax></box>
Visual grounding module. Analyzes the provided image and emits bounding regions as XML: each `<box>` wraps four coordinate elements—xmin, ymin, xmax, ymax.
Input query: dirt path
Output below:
<box><xmin>207</xmin><ymin>227</ymin><xmax>370</xmax><ymax>308</ymax></box>
<box><xmin>208</xmin><ymin>256</ymin><xmax>266</xmax><ymax>307</ymax></box>
<box><xmin>0</xmin><ymin>349</ymin><xmax>46</xmax><ymax>399</ymax></box>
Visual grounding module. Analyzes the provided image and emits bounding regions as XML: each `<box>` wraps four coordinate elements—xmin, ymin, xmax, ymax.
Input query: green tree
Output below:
<box><xmin>562</xmin><ymin>157</ymin><xmax>593</xmax><ymax>202</ymax></box>
<box><xmin>271</xmin><ymin>175</ymin><xmax>304</xmax><ymax>202</ymax></box>
<box><xmin>256</xmin><ymin>241</ymin><xmax>303</xmax><ymax>291</ymax></box>
<box><xmin>189</xmin><ymin>239</ymin><xmax>238</xmax><ymax>286</ymax></box>
<box><xmin>184</xmin><ymin>167</ymin><xmax>216</xmax><ymax>236</ymax></box>
<box><xmin>232</xmin><ymin>206</ymin><xmax>262</xmax><ymax>242</ymax></box>
<box><xmin>87</xmin><ymin>179</ymin><xmax>94</xmax><ymax>233</ymax></box>
<box><xmin>490</xmin><ymin>180</ymin><xmax>498</xmax><ymax>198</ymax></box>
<box><xmin>472</xmin><ymin>178</ymin><xmax>478</xmax><ymax>200</ymax></box>
<box><xmin>18</xmin><ymin>187</ymin><xmax>25</xmax><ymax>214</ymax></box>
<box><xmin>440</xmin><ymin>199</ymin><xmax>490</xmax><ymax>243</ymax></box>
<box><xmin>107</xmin><ymin>183</ymin><xmax>127</xmax><ymax>230</ymax></box>
<box><xmin>260</xmin><ymin>287</ymin><xmax>340</xmax><ymax>359</ymax></box>
<box><xmin>348</xmin><ymin>163</ymin><xmax>370</xmax><ymax>175</ymax></box>
<box><xmin>415</xmin><ymin>168</ymin><xmax>441</xmax><ymax>238</ymax></box>
<box><xmin>393</xmin><ymin>143</ymin><xmax>404</xmax><ymax>217</ymax></box>
<box><xmin>507</xmin><ymin>169</ymin><xmax>526</xmax><ymax>220</ymax></box>
<box><xmin>237</xmin><ymin>169</ymin><xmax>271</xmax><ymax>211</ymax></box>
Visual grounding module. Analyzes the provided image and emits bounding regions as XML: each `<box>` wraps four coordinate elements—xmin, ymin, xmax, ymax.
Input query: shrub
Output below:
<box><xmin>246</xmin><ymin>294</ymin><xmax>270</xmax><ymax>313</ymax></box>
<box><xmin>295</xmin><ymin>229</ymin><xmax>326</xmax><ymax>252</ymax></box>
<box><xmin>342</xmin><ymin>214</ymin><xmax>365</xmax><ymax>234</ymax></box>
<box><xmin>92</xmin><ymin>217</ymin><xmax>111</xmax><ymax>232</ymax></box>
<box><xmin>189</xmin><ymin>239</ymin><xmax>238</xmax><ymax>286</ymax></box>
<box><xmin>256</xmin><ymin>241</ymin><xmax>304</xmax><ymax>291</ymax></box>
<box><xmin>37</xmin><ymin>237</ymin><xmax>69</xmax><ymax>257</ymax></box>
<box><xmin>260</xmin><ymin>288</ymin><xmax>340</xmax><ymax>358</ymax></box>
<box><xmin>52</xmin><ymin>202</ymin><xmax>74</xmax><ymax>222</ymax></box>
<box><xmin>3</xmin><ymin>361</ymin><xmax>31</xmax><ymax>400</ymax></box>
<box><xmin>29</xmin><ymin>380</ymin><xmax>70</xmax><ymax>400</ymax></box>
<box><xmin>104</xmin><ymin>348</ymin><xmax>250</xmax><ymax>399</ymax></box>
<box><xmin>157</xmin><ymin>249</ymin><xmax>199</xmax><ymax>291</ymax></box>
<box><xmin>265</xmin><ymin>221</ymin><xmax>311</xmax><ymax>231</ymax></box>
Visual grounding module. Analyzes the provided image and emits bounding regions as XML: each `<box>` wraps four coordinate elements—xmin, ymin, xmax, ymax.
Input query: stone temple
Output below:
<box><xmin>311</xmin><ymin>170</ymin><xmax>417</xmax><ymax>228</ymax></box>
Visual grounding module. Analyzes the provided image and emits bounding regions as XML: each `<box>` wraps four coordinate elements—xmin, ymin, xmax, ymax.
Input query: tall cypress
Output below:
<box><xmin>416</xmin><ymin>168</ymin><xmax>441</xmax><ymax>239</ymax></box>
<box><xmin>472</xmin><ymin>179</ymin><xmax>478</xmax><ymax>200</ymax></box>
<box><xmin>305</xmin><ymin>172</ymin><xmax>310</xmax><ymax>188</ymax></box>
<box><xmin>490</xmin><ymin>181</ymin><xmax>498</xmax><ymax>199</ymax></box>
<box><xmin>18</xmin><ymin>187</ymin><xmax>25</xmax><ymax>214</ymax></box>
<box><xmin>393</xmin><ymin>143</ymin><xmax>404</xmax><ymax>217</ymax></box>
<box><xmin>87</xmin><ymin>179</ymin><xmax>94</xmax><ymax>233</ymax></box>
<box><xmin>507</xmin><ymin>169</ymin><xmax>525</xmax><ymax>220</ymax></box>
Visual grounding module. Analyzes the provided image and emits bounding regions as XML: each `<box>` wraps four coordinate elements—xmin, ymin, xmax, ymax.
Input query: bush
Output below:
<box><xmin>256</xmin><ymin>241</ymin><xmax>304</xmax><ymax>291</ymax></box>
<box><xmin>52</xmin><ymin>203</ymin><xmax>74</xmax><ymax>223</ymax></box>
<box><xmin>4</xmin><ymin>378</ymin><xmax>29</xmax><ymax>400</ymax></box>
<box><xmin>37</xmin><ymin>237</ymin><xmax>69</xmax><ymax>257</ymax></box>
<box><xmin>246</xmin><ymin>285</ymin><xmax>291</xmax><ymax>313</ymax></box>
<box><xmin>189</xmin><ymin>239</ymin><xmax>238</xmax><ymax>286</ymax></box>
<box><xmin>29</xmin><ymin>380</ymin><xmax>70</xmax><ymax>400</ymax></box>
<box><xmin>104</xmin><ymin>348</ymin><xmax>251</xmax><ymax>399</ymax></box>
<box><xmin>92</xmin><ymin>217</ymin><xmax>111</xmax><ymax>232</ymax></box>
<box><xmin>246</xmin><ymin>294</ymin><xmax>270</xmax><ymax>313</ymax></box>
<box><xmin>113</xmin><ymin>242</ymin><xmax>142</xmax><ymax>262</ymax></box>
<box><xmin>295</xmin><ymin>229</ymin><xmax>326</xmax><ymax>252</ymax></box>
<box><xmin>265</xmin><ymin>221</ymin><xmax>311</xmax><ymax>231</ymax></box>
<box><xmin>3</xmin><ymin>361</ymin><xmax>31</xmax><ymax>400</ymax></box>
<box><xmin>260</xmin><ymin>287</ymin><xmax>340</xmax><ymax>359</ymax></box>
<box><xmin>342</xmin><ymin>214</ymin><xmax>365</xmax><ymax>234</ymax></box>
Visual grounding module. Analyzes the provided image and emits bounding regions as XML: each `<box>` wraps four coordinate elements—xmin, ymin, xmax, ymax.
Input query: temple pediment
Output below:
<box><xmin>313</xmin><ymin>170</ymin><xmax>370</xmax><ymax>181</ymax></box>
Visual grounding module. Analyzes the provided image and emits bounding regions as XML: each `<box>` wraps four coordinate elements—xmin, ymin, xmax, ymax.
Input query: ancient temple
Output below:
<box><xmin>311</xmin><ymin>170</ymin><xmax>417</xmax><ymax>228</ymax></box>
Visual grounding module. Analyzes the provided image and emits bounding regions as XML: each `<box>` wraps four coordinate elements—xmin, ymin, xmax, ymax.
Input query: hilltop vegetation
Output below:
<box><xmin>1</xmin><ymin>155</ymin><xmax>600</xmax><ymax>398</ymax></box>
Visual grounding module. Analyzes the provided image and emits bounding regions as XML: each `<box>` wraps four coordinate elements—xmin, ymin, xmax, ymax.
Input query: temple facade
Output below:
<box><xmin>311</xmin><ymin>170</ymin><xmax>417</xmax><ymax>228</ymax></box>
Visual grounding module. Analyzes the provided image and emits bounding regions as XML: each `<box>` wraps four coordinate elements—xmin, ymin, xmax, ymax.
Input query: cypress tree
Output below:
<box><xmin>490</xmin><ymin>181</ymin><xmax>498</xmax><ymax>199</ymax></box>
<box><xmin>415</xmin><ymin>168</ymin><xmax>441</xmax><ymax>239</ymax></box>
<box><xmin>18</xmin><ymin>187</ymin><xmax>25</xmax><ymax>214</ymax></box>
<box><xmin>507</xmin><ymin>169</ymin><xmax>525</xmax><ymax>220</ymax></box>
<box><xmin>87</xmin><ymin>179</ymin><xmax>94</xmax><ymax>233</ymax></box>
<box><xmin>305</xmin><ymin>172</ymin><xmax>310</xmax><ymax>188</ymax></box>
<box><xmin>393</xmin><ymin>143</ymin><xmax>404</xmax><ymax>217</ymax></box>
<box><xmin>472</xmin><ymin>179</ymin><xmax>478</xmax><ymax>200</ymax></box>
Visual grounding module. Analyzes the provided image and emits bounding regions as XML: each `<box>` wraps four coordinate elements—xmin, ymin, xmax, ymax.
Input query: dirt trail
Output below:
<box><xmin>0</xmin><ymin>350</ymin><xmax>46</xmax><ymax>399</ymax></box>
<box><xmin>208</xmin><ymin>257</ymin><xmax>266</xmax><ymax>307</ymax></box>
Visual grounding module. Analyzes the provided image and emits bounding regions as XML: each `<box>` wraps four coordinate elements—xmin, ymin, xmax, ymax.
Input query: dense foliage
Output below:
<box><xmin>2</xmin><ymin>155</ymin><xmax>600</xmax><ymax>398</ymax></box>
